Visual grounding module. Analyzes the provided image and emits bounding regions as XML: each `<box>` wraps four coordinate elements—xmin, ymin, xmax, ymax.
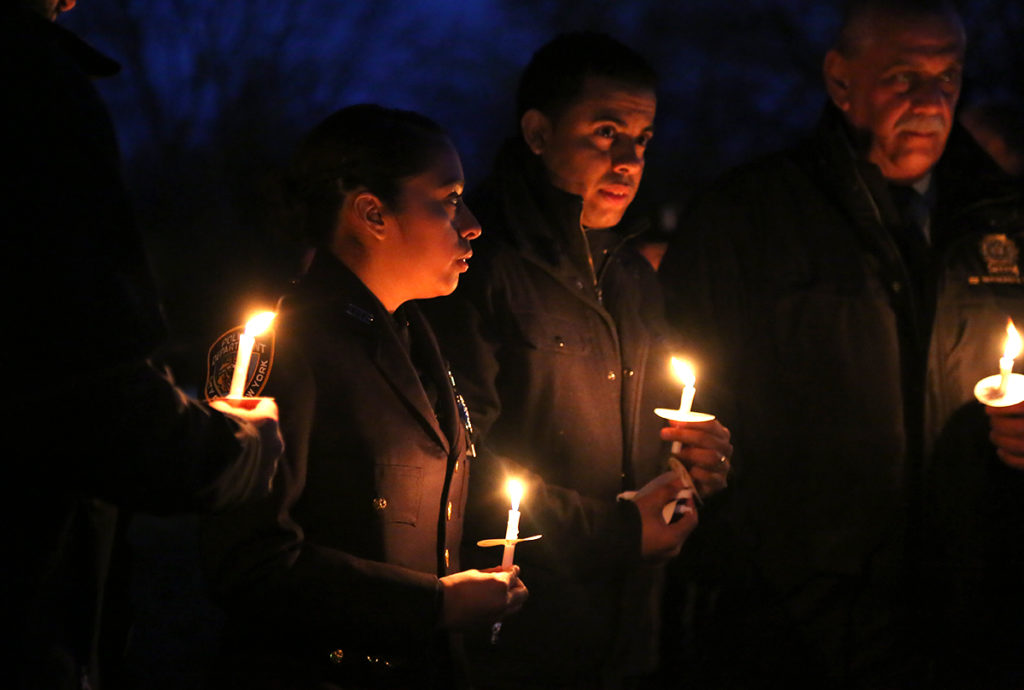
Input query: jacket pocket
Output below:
<box><xmin>374</xmin><ymin>464</ymin><xmax>422</xmax><ymax>526</ymax></box>
<box><xmin>513</xmin><ymin>310</ymin><xmax>593</xmax><ymax>354</ymax></box>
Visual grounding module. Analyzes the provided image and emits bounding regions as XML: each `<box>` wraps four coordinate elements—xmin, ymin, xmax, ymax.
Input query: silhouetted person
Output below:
<box><xmin>2</xmin><ymin>2</ymin><xmax>282</xmax><ymax>688</ymax></box>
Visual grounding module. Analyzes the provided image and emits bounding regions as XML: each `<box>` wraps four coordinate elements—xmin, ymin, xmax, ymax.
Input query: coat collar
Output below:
<box><xmin>473</xmin><ymin>137</ymin><xmax>586</xmax><ymax>270</ymax></box>
<box><xmin>472</xmin><ymin>137</ymin><xmax>647</xmax><ymax>297</ymax></box>
<box><xmin>293</xmin><ymin>251</ymin><xmax>454</xmax><ymax>455</ymax></box>
<box><xmin>810</xmin><ymin>102</ymin><xmax>1022</xmax><ymax>246</ymax></box>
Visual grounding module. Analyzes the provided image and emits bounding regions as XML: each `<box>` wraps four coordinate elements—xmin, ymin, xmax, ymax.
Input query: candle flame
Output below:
<box><xmin>245</xmin><ymin>311</ymin><xmax>276</xmax><ymax>337</ymax></box>
<box><xmin>507</xmin><ymin>478</ymin><xmax>524</xmax><ymax>512</ymax></box>
<box><xmin>670</xmin><ymin>357</ymin><xmax>696</xmax><ymax>387</ymax></box>
<box><xmin>1003</xmin><ymin>319</ymin><xmax>1022</xmax><ymax>361</ymax></box>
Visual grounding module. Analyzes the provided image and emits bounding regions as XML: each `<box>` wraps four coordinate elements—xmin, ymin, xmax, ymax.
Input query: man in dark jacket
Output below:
<box><xmin>2</xmin><ymin>2</ymin><xmax>282</xmax><ymax>688</ymax></box>
<box><xmin>427</xmin><ymin>33</ymin><xmax>733</xmax><ymax>688</ymax></box>
<box><xmin>660</xmin><ymin>1</ymin><xmax>1024</xmax><ymax>687</ymax></box>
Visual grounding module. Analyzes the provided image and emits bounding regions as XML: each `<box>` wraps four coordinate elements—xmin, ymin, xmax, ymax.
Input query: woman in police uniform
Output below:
<box><xmin>202</xmin><ymin>105</ymin><xmax>527</xmax><ymax>689</ymax></box>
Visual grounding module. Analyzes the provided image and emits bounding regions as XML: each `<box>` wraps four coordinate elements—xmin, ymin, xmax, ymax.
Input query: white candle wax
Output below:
<box><xmin>226</xmin><ymin>311</ymin><xmax>276</xmax><ymax>399</ymax></box>
<box><xmin>670</xmin><ymin>358</ymin><xmax>698</xmax><ymax>454</ymax></box>
<box><xmin>999</xmin><ymin>355</ymin><xmax>1015</xmax><ymax>396</ymax></box>
<box><xmin>680</xmin><ymin>384</ymin><xmax>695</xmax><ymax>414</ymax></box>
<box><xmin>492</xmin><ymin>479</ymin><xmax>524</xmax><ymax>645</ymax></box>
<box><xmin>501</xmin><ymin>508</ymin><xmax>520</xmax><ymax>570</ymax></box>
<box><xmin>228</xmin><ymin>332</ymin><xmax>255</xmax><ymax>399</ymax></box>
<box><xmin>501</xmin><ymin>479</ymin><xmax>523</xmax><ymax>569</ymax></box>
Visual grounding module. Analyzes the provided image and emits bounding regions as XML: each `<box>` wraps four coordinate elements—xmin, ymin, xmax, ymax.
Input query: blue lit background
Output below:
<box><xmin>64</xmin><ymin>1</ymin><xmax>1022</xmax><ymax>374</ymax></box>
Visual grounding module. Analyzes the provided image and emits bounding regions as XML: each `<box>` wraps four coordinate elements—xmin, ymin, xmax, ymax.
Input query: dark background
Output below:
<box><xmin>56</xmin><ymin>3</ymin><xmax>1021</xmax><ymax>687</ymax></box>
<box><xmin>64</xmin><ymin>0</ymin><xmax>1023</xmax><ymax>387</ymax></box>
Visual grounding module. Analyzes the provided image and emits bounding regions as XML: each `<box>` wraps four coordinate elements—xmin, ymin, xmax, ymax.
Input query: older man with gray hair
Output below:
<box><xmin>661</xmin><ymin>1</ymin><xmax>1024</xmax><ymax>686</ymax></box>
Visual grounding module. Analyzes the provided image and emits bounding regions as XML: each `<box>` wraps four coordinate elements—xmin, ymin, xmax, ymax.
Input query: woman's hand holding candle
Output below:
<box><xmin>439</xmin><ymin>566</ymin><xmax>528</xmax><ymax>630</ymax></box>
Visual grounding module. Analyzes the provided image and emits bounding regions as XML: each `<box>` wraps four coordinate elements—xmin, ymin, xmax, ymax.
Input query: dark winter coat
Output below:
<box><xmin>202</xmin><ymin>252</ymin><xmax>473</xmax><ymax>689</ymax></box>
<box><xmin>425</xmin><ymin>139</ymin><xmax>681</xmax><ymax>688</ymax></box>
<box><xmin>2</xmin><ymin>9</ymin><xmax>271</xmax><ymax>689</ymax></box>
<box><xmin>659</xmin><ymin>104</ymin><xmax>1024</xmax><ymax>687</ymax></box>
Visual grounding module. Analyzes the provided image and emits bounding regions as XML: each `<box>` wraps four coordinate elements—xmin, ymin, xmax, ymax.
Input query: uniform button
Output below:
<box><xmin>892</xmin><ymin>281</ymin><xmax>902</xmax><ymax>293</ymax></box>
<box><xmin>555</xmin><ymin>336</ymin><xmax>565</xmax><ymax>348</ymax></box>
<box><xmin>623</xmin><ymin>368</ymin><xmax>634</xmax><ymax>377</ymax></box>
<box><xmin>447</xmin><ymin>502</ymin><xmax>453</xmax><ymax>520</ymax></box>
<box><xmin>328</xmin><ymin>649</ymin><xmax>344</xmax><ymax>664</ymax></box>
<box><xmin>372</xmin><ymin>497</ymin><xmax>387</xmax><ymax>511</ymax></box>
<box><xmin>607</xmin><ymin>370</ymin><xmax>617</xmax><ymax>380</ymax></box>
<box><xmin>444</xmin><ymin>548</ymin><xmax>450</xmax><ymax>568</ymax></box>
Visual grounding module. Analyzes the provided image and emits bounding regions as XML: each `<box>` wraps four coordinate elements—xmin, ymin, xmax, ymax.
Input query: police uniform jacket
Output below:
<box><xmin>425</xmin><ymin>138</ymin><xmax>680</xmax><ymax>688</ymax></box>
<box><xmin>202</xmin><ymin>251</ymin><xmax>472</xmax><ymax>689</ymax></box>
<box><xmin>659</xmin><ymin>103</ymin><xmax>1024</xmax><ymax>687</ymax></box>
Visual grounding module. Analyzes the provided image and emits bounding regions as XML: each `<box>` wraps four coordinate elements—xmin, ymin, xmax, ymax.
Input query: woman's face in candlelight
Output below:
<box><xmin>384</xmin><ymin>140</ymin><xmax>482</xmax><ymax>301</ymax></box>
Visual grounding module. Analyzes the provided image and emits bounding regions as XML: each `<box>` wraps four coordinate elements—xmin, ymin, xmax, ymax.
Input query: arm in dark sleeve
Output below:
<box><xmin>200</xmin><ymin>344</ymin><xmax>442</xmax><ymax>653</ymax></box>
<box><xmin>54</xmin><ymin>359</ymin><xmax>273</xmax><ymax>514</ymax></box>
<box><xmin>466</xmin><ymin>446</ymin><xmax>643</xmax><ymax>574</ymax></box>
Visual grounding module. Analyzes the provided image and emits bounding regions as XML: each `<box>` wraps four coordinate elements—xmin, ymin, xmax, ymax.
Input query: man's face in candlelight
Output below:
<box><xmin>385</xmin><ymin>140</ymin><xmax>482</xmax><ymax>300</ymax></box>
<box><xmin>824</xmin><ymin>6</ymin><xmax>964</xmax><ymax>184</ymax></box>
<box><xmin>521</xmin><ymin>76</ymin><xmax>656</xmax><ymax>230</ymax></box>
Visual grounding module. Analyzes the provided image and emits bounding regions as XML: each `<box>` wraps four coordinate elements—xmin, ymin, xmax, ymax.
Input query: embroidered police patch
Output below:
<box><xmin>204</xmin><ymin>326</ymin><xmax>276</xmax><ymax>400</ymax></box>
<box><xmin>969</xmin><ymin>233</ymin><xmax>1021</xmax><ymax>285</ymax></box>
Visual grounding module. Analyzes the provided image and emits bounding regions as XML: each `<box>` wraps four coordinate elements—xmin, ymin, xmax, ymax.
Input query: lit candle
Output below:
<box><xmin>228</xmin><ymin>311</ymin><xmax>276</xmax><ymax>399</ymax></box>
<box><xmin>490</xmin><ymin>478</ymin><xmax>524</xmax><ymax>645</ymax></box>
<box><xmin>974</xmin><ymin>318</ymin><xmax>1024</xmax><ymax>407</ymax></box>
<box><xmin>671</xmin><ymin>357</ymin><xmax>697</xmax><ymax>414</ymax></box>
<box><xmin>662</xmin><ymin>357</ymin><xmax>711</xmax><ymax>455</ymax></box>
<box><xmin>501</xmin><ymin>479</ymin><xmax>524</xmax><ymax>570</ymax></box>
<box><xmin>998</xmin><ymin>319</ymin><xmax>1022</xmax><ymax>396</ymax></box>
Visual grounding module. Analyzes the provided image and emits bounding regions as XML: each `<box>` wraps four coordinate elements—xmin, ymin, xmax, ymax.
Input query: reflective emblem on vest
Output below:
<box><xmin>969</xmin><ymin>233</ymin><xmax>1021</xmax><ymax>285</ymax></box>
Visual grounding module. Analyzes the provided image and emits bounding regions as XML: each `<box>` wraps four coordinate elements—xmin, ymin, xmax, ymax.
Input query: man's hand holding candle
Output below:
<box><xmin>439</xmin><ymin>566</ymin><xmax>529</xmax><ymax>630</ymax></box>
<box><xmin>986</xmin><ymin>400</ymin><xmax>1024</xmax><ymax>470</ymax></box>
<box><xmin>661</xmin><ymin>418</ymin><xmax>733</xmax><ymax>498</ymax></box>
<box><xmin>629</xmin><ymin>471</ymin><xmax>699</xmax><ymax>561</ymax></box>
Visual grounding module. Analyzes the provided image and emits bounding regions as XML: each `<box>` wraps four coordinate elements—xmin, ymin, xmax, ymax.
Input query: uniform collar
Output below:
<box><xmin>293</xmin><ymin>250</ymin><xmax>455</xmax><ymax>454</ymax></box>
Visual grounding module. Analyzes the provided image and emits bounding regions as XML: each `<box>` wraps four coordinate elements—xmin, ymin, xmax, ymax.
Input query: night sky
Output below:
<box><xmin>62</xmin><ymin>0</ymin><xmax>1023</xmax><ymax>386</ymax></box>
